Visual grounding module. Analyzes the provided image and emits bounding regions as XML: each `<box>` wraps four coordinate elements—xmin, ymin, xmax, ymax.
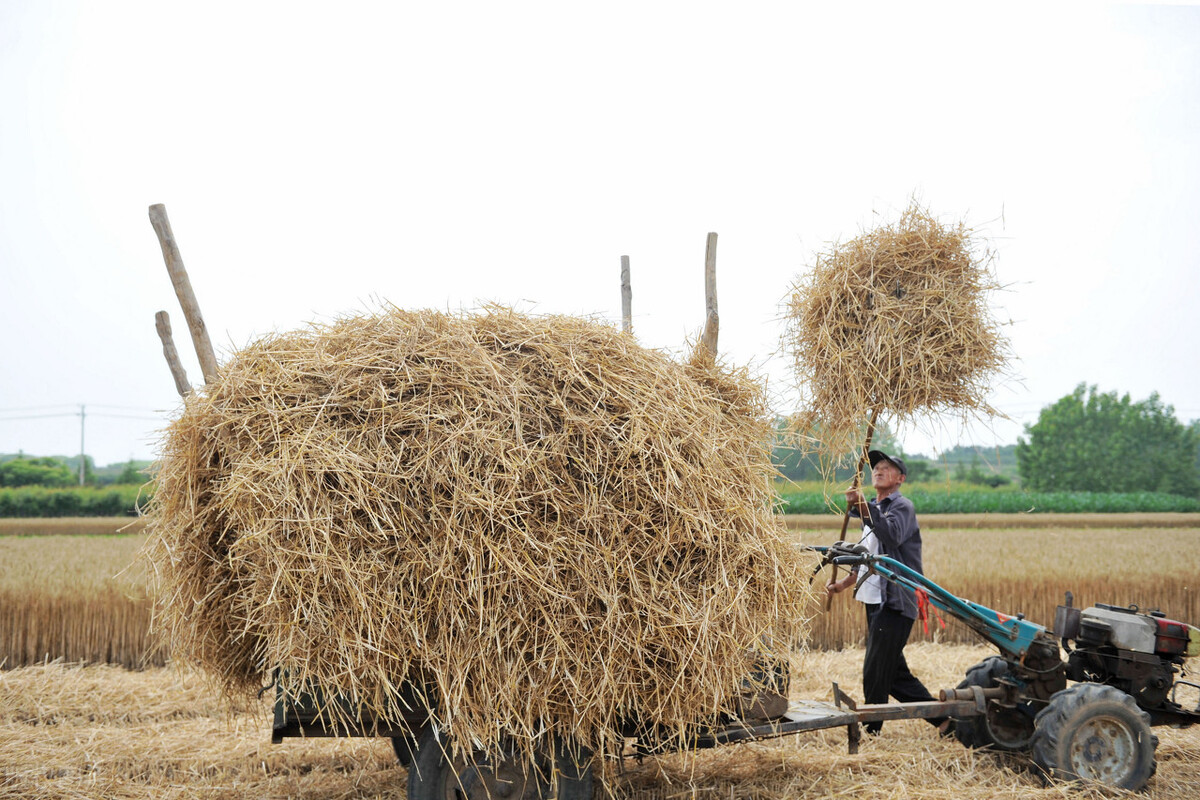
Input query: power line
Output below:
<box><xmin>0</xmin><ymin>403</ymin><xmax>162</xmax><ymax>412</ymax></box>
<box><xmin>0</xmin><ymin>405</ymin><xmax>168</xmax><ymax>481</ymax></box>
<box><xmin>0</xmin><ymin>409</ymin><xmax>167</xmax><ymax>422</ymax></box>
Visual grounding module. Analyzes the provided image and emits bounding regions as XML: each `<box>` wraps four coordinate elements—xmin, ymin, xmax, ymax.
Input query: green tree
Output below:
<box><xmin>1016</xmin><ymin>384</ymin><xmax>1200</xmax><ymax>496</ymax></box>
<box><xmin>902</xmin><ymin>458</ymin><xmax>939</xmax><ymax>482</ymax></box>
<box><xmin>0</xmin><ymin>456</ymin><xmax>75</xmax><ymax>487</ymax></box>
<box><xmin>953</xmin><ymin>456</ymin><xmax>1012</xmax><ymax>488</ymax></box>
<box><xmin>1193</xmin><ymin>420</ymin><xmax>1200</xmax><ymax>479</ymax></box>
<box><xmin>772</xmin><ymin>418</ymin><xmax>903</xmax><ymax>482</ymax></box>
<box><xmin>115</xmin><ymin>460</ymin><xmax>143</xmax><ymax>485</ymax></box>
<box><xmin>937</xmin><ymin>443</ymin><xmax>1019</xmax><ymax>481</ymax></box>
<box><xmin>772</xmin><ymin>418</ymin><xmax>822</xmax><ymax>481</ymax></box>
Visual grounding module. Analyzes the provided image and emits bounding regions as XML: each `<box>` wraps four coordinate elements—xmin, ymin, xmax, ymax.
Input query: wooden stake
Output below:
<box><xmin>620</xmin><ymin>255</ymin><xmax>632</xmax><ymax>334</ymax></box>
<box><xmin>155</xmin><ymin>311</ymin><xmax>192</xmax><ymax>397</ymax></box>
<box><xmin>827</xmin><ymin>408</ymin><xmax>880</xmax><ymax>610</ymax></box>
<box><xmin>699</xmin><ymin>232</ymin><xmax>719</xmax><ymax>356</ymax></box>
<box><xmin>149</xmin><ymin>204</ymin><xmax>219</xmax><ymax>384</ymax></box>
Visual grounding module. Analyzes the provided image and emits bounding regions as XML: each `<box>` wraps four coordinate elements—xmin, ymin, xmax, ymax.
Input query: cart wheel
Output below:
<box><xmin>1030</xmin><ymin>683</ymin><xmax>1157</xmax><ymax>791</ymax></box>
<box><xmin>405</xmin><ymin>726</ymin><xmax>594</xmax><ymax>800</ymax></box>
<box><xmin>952</xmin><ymin>656</ymin><xmax>1035</xmax><ymax>752</ymax></box>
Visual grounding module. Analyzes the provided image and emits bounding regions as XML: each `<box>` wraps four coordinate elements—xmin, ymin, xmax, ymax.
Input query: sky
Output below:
<box><xmin>1</xmin><ymin>1</ymin><xmax>1198</xmax><ymax>467</ymax></box>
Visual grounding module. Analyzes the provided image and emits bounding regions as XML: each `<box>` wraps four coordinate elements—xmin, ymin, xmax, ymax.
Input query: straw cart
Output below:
<box><xmin>144</xmin><ymin>215</ymin><xmax>837</xmax><ymax>798</ymax></box>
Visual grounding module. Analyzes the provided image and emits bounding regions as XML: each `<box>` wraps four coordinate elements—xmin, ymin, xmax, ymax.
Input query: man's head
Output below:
<box><xmin>867</xmin><ymin>450</ymin><xmax>907</xmax><ymax>496</ymax></box>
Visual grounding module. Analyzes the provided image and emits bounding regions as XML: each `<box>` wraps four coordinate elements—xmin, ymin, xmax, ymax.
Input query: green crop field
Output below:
<box><xmin>776</xmin><ymin>480</ymin><xmax>1200</xmax><ymax>514</ymax></box>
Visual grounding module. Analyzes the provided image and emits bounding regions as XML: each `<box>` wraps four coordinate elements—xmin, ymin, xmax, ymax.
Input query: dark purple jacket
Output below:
<box><xmin>851</xmin><ymin>491</ymin><xmax>922</xmax><ymax>620</ymax></box>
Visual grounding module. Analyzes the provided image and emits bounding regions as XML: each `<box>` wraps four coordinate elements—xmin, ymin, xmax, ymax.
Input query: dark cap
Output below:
<box><xmin>868</xmin><ymin>450</ymin><xmax>907</xmax><ymax>476</ymax></box>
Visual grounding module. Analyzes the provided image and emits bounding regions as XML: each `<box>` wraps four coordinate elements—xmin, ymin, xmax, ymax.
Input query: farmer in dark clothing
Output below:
<box><xmin>826</xmin><ymin>450</ymin><xmax>951</xmax><ymax>736</ymax></box>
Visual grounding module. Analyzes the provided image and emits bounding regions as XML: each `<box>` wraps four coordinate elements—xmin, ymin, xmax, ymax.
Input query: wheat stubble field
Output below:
<box><xmin>1</xmin><ymin>519</ymin><xmax>1198</xmax><ymax>799</ymax></box>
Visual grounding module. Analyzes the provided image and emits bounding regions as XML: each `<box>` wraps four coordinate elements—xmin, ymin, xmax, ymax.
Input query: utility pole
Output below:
<box><xmin>79</xmin><ymin>404</ymin><xmax>86</xmax><ymax>486</ymax></box>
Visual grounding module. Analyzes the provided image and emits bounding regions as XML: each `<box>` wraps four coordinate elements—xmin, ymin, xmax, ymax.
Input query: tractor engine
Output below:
<box><xmin>1056</xmin><ymin>600</ymin><xmax>1200</xmax><ymax>713</ymax></box>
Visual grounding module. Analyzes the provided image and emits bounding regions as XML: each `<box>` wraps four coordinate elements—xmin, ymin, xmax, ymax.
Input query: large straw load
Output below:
<box><xmin>143</xmin><ymin>307</ymin><xmax>812</xmax><ymax>764</ymax></box>
<box><xmin>784</xmin><ymin>201</ymin><xmax>1011</xmax><ymax>464</ymax></box>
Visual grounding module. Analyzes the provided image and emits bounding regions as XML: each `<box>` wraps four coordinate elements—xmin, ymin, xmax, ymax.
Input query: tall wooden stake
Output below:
<box><xmin>699</xmin><ymin>232</ymin><xmax>719</xmax><ymax>357</ymax></box>
<box><xmin>620</xmin><ymin>255</ymin><xmax>632</xmax><ymax>334</ymax></box>
<box><xmin>149</xmin><ymin>204</ymin><xmax>219</xmax><ymax>384</ymax></box>
<box><xmin>155</xmin><ymin>311</ymin><xmax>193</xmax><ymax>397</ymax></box>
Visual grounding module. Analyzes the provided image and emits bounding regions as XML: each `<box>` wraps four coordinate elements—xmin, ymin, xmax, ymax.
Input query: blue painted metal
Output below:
<box><xmin>815</xmin><ymin>546</ymin><xmax>1046</xmax><ymax>660</ymax></box>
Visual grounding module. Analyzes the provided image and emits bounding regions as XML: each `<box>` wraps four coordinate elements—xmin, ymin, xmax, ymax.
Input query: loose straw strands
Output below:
<box><xmin>8</xmin><ymin>651</ymin><xmax>1200</xmax><ymax>799</ymax></box>
<box><xmin>142</xmin><ymin>306</ymin><xmax>814</xmax><ymax>766</ymax></box>
<box><xmin>784</xmin><ymin>202</ymin><xmax>1012</xmax><ymax>468</ymax></box>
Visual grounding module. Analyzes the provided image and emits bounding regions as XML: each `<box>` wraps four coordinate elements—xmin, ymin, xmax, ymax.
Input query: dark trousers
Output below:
<box><xmin>862</xmin><ymin>603</ymin><xmax>942</xmax><ymax>734</ymax></box>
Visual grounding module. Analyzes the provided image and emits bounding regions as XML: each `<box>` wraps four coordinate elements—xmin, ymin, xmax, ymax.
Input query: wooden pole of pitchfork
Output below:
<box><xmin>825</xmin><ymin>407</ymin><xmax>880</xmax><ymax>611</ymax></box>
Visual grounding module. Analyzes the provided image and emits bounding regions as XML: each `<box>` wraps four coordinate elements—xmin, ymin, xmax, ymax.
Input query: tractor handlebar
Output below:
<box><xmin>807</xmin><ymin>543</ymin><xmax>1047</xmax><ymax>660</ymax></box>
<box><xmin>809</xmin><ymin>542</ymin><xmax>870</xmax><ymax>567</ymax></box>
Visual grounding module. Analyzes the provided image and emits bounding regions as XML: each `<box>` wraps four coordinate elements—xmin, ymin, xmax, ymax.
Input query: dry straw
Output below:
<box><xmin>142</xmin><ymin>306</ymin><xmax>813</xmax><ymax>767</ymax></box>
<box><xmin>8</xmin><ymin>649</ymin><xmax>1199</xmax><ymax>799</ymax></box>
<box><xmin>784</xmin><ymin>201</ymin><xmax>1011</xmax><ymax>469</ymax></box>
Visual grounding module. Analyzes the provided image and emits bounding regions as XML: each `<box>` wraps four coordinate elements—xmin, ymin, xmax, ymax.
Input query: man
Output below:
<box><xmin>826</xmin><ymin>449</ymin><xmax>950</xmax><ymax>736</ymax></box>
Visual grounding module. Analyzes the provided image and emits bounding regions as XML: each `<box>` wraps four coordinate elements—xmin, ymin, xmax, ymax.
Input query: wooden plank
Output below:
<box><xmin>148</xmin><ymin>204</ymin><xmax>219</xmax><ymax>384</ymax></box>
<box><xmin>851</xmin><ymin>698</ymin><xmax>982</xmax><ymax>723</ymax></box>
<box><xmin>694</xmin><ymin>704</ymin><xmax>858</xmax><ymax>748</ymax></box>
<box><xmin>783</xmin><ymin>700</ymin><xmax>857</xmax><ymax>724</ymax></box>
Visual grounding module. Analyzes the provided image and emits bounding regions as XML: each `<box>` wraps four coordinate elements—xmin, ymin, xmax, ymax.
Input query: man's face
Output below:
<box><xmin>870</xmin><ymin>461</ymin><xmax>904</xmax><ymax>494</ymax></box>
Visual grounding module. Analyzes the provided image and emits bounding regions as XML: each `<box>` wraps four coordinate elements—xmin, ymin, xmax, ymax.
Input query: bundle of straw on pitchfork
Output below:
<box><xmin>784</xmin><ymin>201</ymin><xmax>1012</xmax><ymax>561</ymax></box>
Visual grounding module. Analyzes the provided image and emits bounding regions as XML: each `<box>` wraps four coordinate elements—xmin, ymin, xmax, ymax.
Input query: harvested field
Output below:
<box><xmin>795</xmin><ymin>526</ymin><xmax>1199</xmax><ymax>650</ymax></box>
<box><xmin>0</xmin><ymin>534</ymin><xmax>158</xmax><ymax>669</ymax></box>
<box><xmin>3</xmin><ymin>524</ymin><xmax>1198</xmax><ymax>796</ymax></box>
<box><xmin>2</xmin><ymin>525</ymin><xmax>1197</xmax><ymax>666</ymax></box>
<box><xmin>2</xmin><ymin>645</ymin><xmax>1198</xmax><ymax>799</ymax></box>
<box><xmin>0</xmin><ymin>517</ymin><xmax>146</xmax><ymax>536</ymax></box>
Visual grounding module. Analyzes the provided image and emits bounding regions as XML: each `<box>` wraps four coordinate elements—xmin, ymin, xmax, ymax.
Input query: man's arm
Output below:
<box><xmin>845</xmin><ymin>487</ymin><xmax>870</xmax><ymax>520</ymax></box>
<box><xmin>826</xmin><ymin>569</ymin><xmax>858</xmax><ymax>595</ymax></box>
<box><xmin>830</xmin><ymin>488</ymin><xmax>870</xmax><ymax>598</ymax></box>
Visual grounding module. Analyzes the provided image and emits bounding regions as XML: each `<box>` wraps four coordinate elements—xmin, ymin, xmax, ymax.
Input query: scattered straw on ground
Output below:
<box><xmin>784</xmin><ymin>200</ymin><xmax>1011</xmax><ymax>469</ymax></box>
<box><xmin>5</xmin><ymin>646</ymin><xmax>1198</xmax><ymax>799</ymax></box>
<box><xmin>141</xmin><ymin>306</ymin><xmax>814</xmax><ymax>766</ymax></box>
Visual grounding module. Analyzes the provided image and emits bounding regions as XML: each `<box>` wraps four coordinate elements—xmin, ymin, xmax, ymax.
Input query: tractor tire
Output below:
<box><xmin>406</xmin><ymin>726</ymin><xmax>594</xmax><ymax>800</ymax></box>
<box><xmin>952</xmin><ymin>657</ymin><xmax>1035</xmax><ymax>752</ymax></box>
<box><xmin>1030</xmin><ymin>683</ymin><xmax>1157</xmax><ymax>791</ymax></box>
<box><xmin>391</xmin><ymin>728</ymin><xmax>421</xmax><ymax>769</ymax></box>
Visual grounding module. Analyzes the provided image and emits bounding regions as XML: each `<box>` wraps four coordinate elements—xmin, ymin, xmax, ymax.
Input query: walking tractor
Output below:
<box><xmin>809</xmin><ymin>541</ymin><xmax>1200</xmax><ymax>791</ymax></box>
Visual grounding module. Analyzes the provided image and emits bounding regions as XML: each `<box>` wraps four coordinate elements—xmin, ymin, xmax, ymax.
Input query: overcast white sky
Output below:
<box><xmin>1</xmin><ymin>1</ymin><xmax>1198</xmax><ymax>467</ymax></box>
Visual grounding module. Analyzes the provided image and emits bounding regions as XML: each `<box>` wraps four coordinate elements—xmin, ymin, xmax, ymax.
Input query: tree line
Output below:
<box><xmin>0</xmin><ymin>454</ymin><xmax>150</xmax><ymax>488</ymax></box>
<box><xmin>775</xmin><ymin>384</ymin><xmax>1200</xmax><ymax>498</ymax></box>
<box><xmin>5</xmin><ymin>384</ymin><xmax>1197</xmax><ymax>498</ymax></box>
